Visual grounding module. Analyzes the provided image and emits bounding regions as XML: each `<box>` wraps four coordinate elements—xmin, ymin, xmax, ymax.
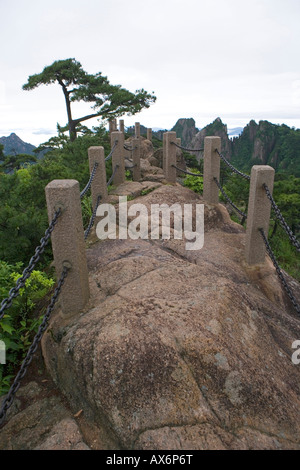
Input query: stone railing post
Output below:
<box><xmin>135</xmin><ymin>122</ymin><xmax>141</xmax><ymax>138</ymax></box>
<box><xmin>203</xmin><ymin>136</ymin><xmax>221</xmax><ymax>204</ymax></box>
<box><xmin>45</xmin><ymin>180</ymin><xmax>90</xmax><ymax>316</ymax></box>
<box><xmin>109</xmin><ymin>119</ymin><xmax>117</xmax><ymax>134</ymax></box>
<box><xmin>147</xmin><ymin>128</ymin><xmax>152</xmax><ymax>141</ymax></box>
<box><xmin>245</xmin><ymin>165</ymin><xmax>275</xmax><ymax>265</ymax></box>
<box><xmin>119</xmin><ymin>119</ymin><xmax>125</xmax><ymax>133</ymax></box>
<box><xmin>132</xmin><ymin>137</ymin><xmax>141</xmax><ymax>181</ymax></box>
<box><xmin>111</xmin><ymin>131</ymin><xmax>125</xmax><ymax>185</ymax></box>
<box><xmin>88</xmin><ymin>146</ymin><xmax>108</xmax><ymax>206</ymax></box>
<box><xmin>163</xmin><ymin>131</ymin><xmax>177</xmax><ymax>183</ymax></box>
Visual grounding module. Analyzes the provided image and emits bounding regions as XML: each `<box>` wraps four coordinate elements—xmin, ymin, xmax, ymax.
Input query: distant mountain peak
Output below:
<box><xmin>0</xmin><ymin>133</ymin><xmax>36</xmax><ymax>156</ymax></box>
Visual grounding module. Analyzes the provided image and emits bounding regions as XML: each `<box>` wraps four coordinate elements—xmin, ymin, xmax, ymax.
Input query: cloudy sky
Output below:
<box><xmin>1</xmin><ymin>0</ymin><xmax>300</xmax><ymax>145</ymax></box>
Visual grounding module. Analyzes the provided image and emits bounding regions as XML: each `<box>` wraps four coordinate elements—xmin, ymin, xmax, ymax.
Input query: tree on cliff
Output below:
<box><xmin>23</xmin><ymin>58</ymin><xmax>156</xmax><ymax>141</ymax></box>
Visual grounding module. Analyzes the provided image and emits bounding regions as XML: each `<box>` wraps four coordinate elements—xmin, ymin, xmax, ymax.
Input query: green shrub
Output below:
<box><xmin>0</xmin><ymin>261</ymin><xmax>55</xmax><ymax>395</ymax></box>
<box><xmin>183</xmin><ymin>171</ymin><xmax>203</xmax><ymax>194</ymax></box>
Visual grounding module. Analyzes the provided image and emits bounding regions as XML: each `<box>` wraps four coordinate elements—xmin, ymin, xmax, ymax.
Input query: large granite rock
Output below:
<box><xmin>124</xmin><ymin>137</ymin><xmax>154</xmax><ymax>160</ymax></box>
<box><xmin>0</xmin><ymin>380</ymin><xmax>90</xmax><ymax>450</ymax></box>
<box><xmin>39</xmin><ymin>184</ymin><xmax>300</xmax><ymax>450</ymax></box>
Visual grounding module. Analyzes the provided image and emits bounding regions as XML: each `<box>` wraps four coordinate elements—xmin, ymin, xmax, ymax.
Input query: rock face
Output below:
<box><xmin>39</xmin><ymin>184</ymin><xmax>300</xmax><ymax>450</ymax></box>
<box><xmin>0</xmin><ymin>133</ymin><xmax>36</xmax><ymax>156</ymax></box>
<box><xmin>191</xmin><ymin>117</ymin><xmax>232</xmax><ymax>161</ymax></box>
<box><xmin>242</xmin><ymin>120</ymin><xmax>278</xmax><ymax>165</ymax></box>
<box><xmin>0</xmin><ymin>379</ymin><xmax>90</xmax><ymax>450</ymax></box>
<box><xmin>171</xmin><ymin>118</ymin><xmax>198</xmax><ymax>147</ymax></box>
<box><xmin>125</xmin><ymin>136</ymin><xmax>154</xmax><ymax>160</ymax></box>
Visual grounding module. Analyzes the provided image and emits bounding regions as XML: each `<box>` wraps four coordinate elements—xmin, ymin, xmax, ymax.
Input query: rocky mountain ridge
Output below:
<box><xmin>2</xmin><ymin>116</ymin><xmax>299</xmax><ymax>176</ymax></box>
<box><xmin>190</xmin><ymin>117</ymin><xmax>300</xmax><ymax>176</ymax></box>
<box><xmin>0</xmin><ymin>133</ymin><xmax>36</xmax><ymax>156</ymax></box>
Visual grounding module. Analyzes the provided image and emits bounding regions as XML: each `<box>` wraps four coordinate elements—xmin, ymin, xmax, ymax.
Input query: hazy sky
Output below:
<box><xmin>1</xmin><ymin>0</ymin><xmax>300</xmax><ymax>145</ymax></box>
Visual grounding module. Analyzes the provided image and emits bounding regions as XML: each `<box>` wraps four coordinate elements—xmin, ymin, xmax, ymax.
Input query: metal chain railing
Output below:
<box><xmin>0</xmin><ymin>209</ymin><xmax>61</xmax><ymax>322</ymax></box>
<box><xmin>124</xmin><ymin>144</ymin><xmax>135</xmax><ymax>151</ymax></box>
<box><xmin>259</xmin><ymin>228</ymin><xmax>300</xmax><ymax>316</ymax></box>
<box><xmin>214</xmin><ymin>177</ymin><xmax>247</xmax><ymax>221</ymax></box>
<box><xmin>215</xmin><ymin>149</ymin><xmax>251</xmax><ymax>181</ymax></box>
<box><xmin>105</xmin><ymin>140</ymin><xmax>118</xmax><ymax>162</ymax></box>
<box><xmin>84</xmin><ymin>195</ymin><xmax>102</xmax><ymax>240</ymax></box>
<box><xmin>107</xmin><ymin>165</ymin><xmax>119</xmax><ymax>187</ymax></box>
<box><xmin>171</xmin><ymin>141</ymin><xmax>204</xmax><ymax>153</ymax></box>
<box><xmin>0</xmin><ymin>265</ymin><xmax>70</xmax><ymax>428</ymax></box>
<box><xmin>171</xmin><ymin>164</ymin><xmax>203</xmax><ymax>177</ymax></box>
<box><xmin>263</xmin><ymin>184</ymin><xmax>300</xmax><ymax>252</ymax></box>
<box><xmin>80</xmin><ymin>162</ymin><xmax>98</xmax><ymax>199</ymax></box>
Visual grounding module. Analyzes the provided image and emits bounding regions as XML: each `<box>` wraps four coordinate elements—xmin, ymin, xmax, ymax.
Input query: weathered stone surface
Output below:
<box><xmin>125</xmin><ymin>137</ymin><xmax>154</xmax><ymax>160</ymax></box>
<box><xmin>108</xmin><ymin>180</ymin><xmax>162</xmax><ymax>200</ymax></box>
<box><xmin>39</xmin><ymin>184</ymin><xmax>300</xmax><ymax>450</ymax></box>
<box><xmin>36</xmin><ymin>418</ymin><xmax>90</xmax><ymax>450</ymax></box>
<box><xmin>140</xmin><ymin>158</ymin><xmax>164</xmax><ymax>178</ymax></box>
<box><xmin>0</xmin><ymin>380</ymin><xmax>89</xmax><ymax>450</ymax></box>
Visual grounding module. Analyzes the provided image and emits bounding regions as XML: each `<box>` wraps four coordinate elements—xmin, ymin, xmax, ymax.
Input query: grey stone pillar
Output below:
<box><xmin>45</xmin><ymin>180</ymin><xmax>90</xmax><ymax>316</ymax></box>
<box><xmin>203</xmin><ymin>136</ymin><xmax>221</xmax><ymax>204</ymax></box>
<box><xmin>109</xmin><ymin>119</ymin><xmax>117</xmax><ymax>134</ymax></box>
<box><xmin>163</xmin><ymin>131</ymin><xmax>177</xmax><ymax>183</ymax></box>
<box><xmin>245</xmin><ymin>165</ymin><xmax>275</xmax><ymax>265</ymax></box>
<box><xmin>132</xmin><ymin>137</ymin><xmax>141</xmax><ymax>181</ymax></box>
<box><xmin>88</xmin><ymin>146</ymin><xmax>108</xmax><ymax>206</ymax></box>
<box><xmin>111</xmin><ymin>131</ymin><xmax>125</xmax><ymax>185</ymax></box>
<box><xmin>119</xmin><ymin>119</ymin><xmax>125</xmax><ymax>133</ymax></box>
<box><xmin>135</xmin><ymin>122</ymin><xmax>140</xmax><ymax>138</ymax></box>
<box><xmin>147</xmin><ymin>128</ymin><xmax>152</xmax><ymax>141</ymax></box>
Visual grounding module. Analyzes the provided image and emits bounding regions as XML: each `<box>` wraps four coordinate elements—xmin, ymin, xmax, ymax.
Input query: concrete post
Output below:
<box><xmin>132</xmin><ymin>137</ymin><xmax>141</xmax><ymax>181</ymax></box>
<box><xmin>109</xmin><ymin>120</ymin><xmax>114</xmax><ymax>134</ymax></box>
<box><xmin>111</xmin><ymin>131</ymin><xmax>125</xmax><ymax>185</ymax></box>
<box><xmin>135</xmin><ymin>122</ymin><xmax>140</xmax><ymax>138</ymax></box>
<box><xmin>147</xmin><ymin>128</ymin><xmax>152</xmax><ymax>141</ymax></box>
<box><xmin>45</xmin><ymin>180</ymin><xmax>90</xmax><ymax>316</ymax></box>
<box><xmin>119</xmin><ymin>119</ymin><xmax>125</xmax><ymax>133</ymax></box>
<box><xmin>203</xmin><ymin>136</ymin><xmax>221</xmax><ymax>204</ymax></box>
<box><xmin>163</xmin><ymin>131</ymin><xmax>177</xmax><ymax>183</ymax></box>
<box><xmin>245</xmin><ymin>165</ymin><xmax>275</xmax><ymax>265</ymax></box>
<box><xmin>88</xmin><ymin>146</ymin><xmax>108</xmax><ymax>207</ymax></box>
